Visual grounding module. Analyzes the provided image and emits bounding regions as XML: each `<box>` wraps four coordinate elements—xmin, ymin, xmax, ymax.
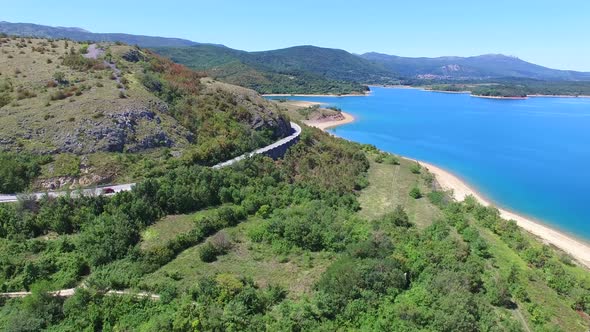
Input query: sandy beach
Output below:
<box><xmin>281</xmin><ymin>100</ymin><xmax>323</xmax><ymax>108</ymax></box>
<box><xmin>303</xmin><ymin>111</ymin><xmax>355</xmax><ymax>131</ymax></box>
<box><xmin>304</xmin><ymin>104</ymin><xmax>590</xmax><ymax>269</ymax></box>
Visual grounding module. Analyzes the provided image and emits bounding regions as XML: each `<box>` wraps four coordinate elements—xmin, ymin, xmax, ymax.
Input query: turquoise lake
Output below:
<box><xmin>268</xmin><ymin>87</ymin><xmax>590</xmax><ymax>241</ymax></box>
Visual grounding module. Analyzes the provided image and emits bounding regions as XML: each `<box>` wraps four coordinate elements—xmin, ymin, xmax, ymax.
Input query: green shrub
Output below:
<box><xmin>0</xmin><ymin>92</ymin><xmax>12</xmax><ymax>108</ymax></box>
<box><xmin>384</xmin><ymin>155</ymin><xmax>400</xmax><ymax>165</ymax></box>
<box><xmin>383</xmin><ymin>205</ymin><xmax>412</xmax><ymax>227</ymax></box>
<box><xmin>0</xmin><ymin>152</ymin><xmax>48</xmax><ymax>193</ymax></box>
<box><xmin>427</xmin><ymin>191</ymin><xmax>446</xmax><ymax>206</ymax></box>
<box><xmin>409</xmin><ymin>187</ymin><xmax>422</xmax><ymax>199</ymax></box>
<box><xmin>62</xmin><ymin>53</ymin><xmax>104</xmax><ymax>71</ymax></box>
<box><xmin>199</xmin><ymin>242</ymin><xmax>219</xmax><ymax>262</ymax></box>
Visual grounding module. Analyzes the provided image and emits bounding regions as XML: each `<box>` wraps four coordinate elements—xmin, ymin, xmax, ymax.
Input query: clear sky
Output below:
<box><xmin>2</xmin><ymin>0</ymin><xmax>590</xmax><ymax>71</ymax></box>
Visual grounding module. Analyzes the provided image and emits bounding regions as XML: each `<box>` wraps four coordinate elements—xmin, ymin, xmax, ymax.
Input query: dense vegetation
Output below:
<box><xmin>0</xmin><ymin>153</ymin><xmax>50</xmax><ymax>193</ymax></box>
<box><xmin>0</xmin><ymin>126</ymin><xmax>589</xmax><ymax>331</ymax></box>
<box><xmin>470</xmin><ymin>85</ymin><xmax>528</xmax><ymax>98</ymax></box>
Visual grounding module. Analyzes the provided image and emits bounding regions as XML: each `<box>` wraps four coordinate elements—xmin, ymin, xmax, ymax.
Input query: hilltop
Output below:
<box><xmin>0</xmin><ymin>36</ymin><xmax>289</xmax><ymax>192</ymax></box>
<box><xmin>0</xmin><ymin>21</ymin><xmax>202</xmax><ymax>47</ymax></box>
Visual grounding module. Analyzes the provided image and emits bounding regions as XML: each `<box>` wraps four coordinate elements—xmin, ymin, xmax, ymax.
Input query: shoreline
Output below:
<box><xmin>302</xmin><ymin>100</ymin><xmax>590</xmax><ymax>269</ymax></box>
<box><xmin>471</xmin><ymin>95</ymin><xmax>528</xmax><ymax>100</ymax></box>
<box><xmin>263</xmin><ymin>91</ymin><xmax>370</xmax><ymax>97</ymax></box>
<box><xmin>372</xmin><ymin>85</ymin><xmax>590</xmax><ymax>99</ymax></box>
<box><xmin>528</xmin><ymin>94</ymin><xmax>590</xmax><ymax>98</ymax></box>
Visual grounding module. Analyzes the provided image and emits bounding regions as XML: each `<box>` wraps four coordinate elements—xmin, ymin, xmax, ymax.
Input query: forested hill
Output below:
<box><xmin>361</xmin><ymin>52</ymin><xmax>590</xmax><ymax>81</ymax></box>
<box><xmin>0</xmin><ymin>21</ymin><xmax>201</xmax><ymax>47</ymax></box>
<box><xmin>152</xmin><ymin>45</ymin><xmax>393</xmax><ymax>94</ymax></box>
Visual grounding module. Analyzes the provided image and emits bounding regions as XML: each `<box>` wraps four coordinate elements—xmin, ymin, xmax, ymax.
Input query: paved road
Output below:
<box><xmin>0</xmin><ymin>184</ymin><xmax>133</xmax><ymax>204</ymax></box>
<box><xmin>1</xmin><ymin>288</ymin><xmax>159</xmax><ymax>300</ymax></box>
<box><xmin>213</xmin><ymin>122</ymin><xmax>301</xmax><ymax>169</ymax></box>
<box><xmin>0</xmin><ymin>122</ymin><xmax>301</xmax><ymax>204</ymax></box>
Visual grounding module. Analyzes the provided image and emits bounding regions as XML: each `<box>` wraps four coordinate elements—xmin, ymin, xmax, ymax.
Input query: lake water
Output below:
<box><xmin>268</xmin><ymin>87</ymin><xmax>590</xmax><ymax>241</ymax></box>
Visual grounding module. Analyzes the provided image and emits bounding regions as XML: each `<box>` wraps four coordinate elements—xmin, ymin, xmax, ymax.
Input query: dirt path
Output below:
<box><xmin>513</xmin><ymin>306</ymin><xmax>532</xmax><ymax>332</ymax></box>
<box><xmin>84</xmin><ymin>43</ymin><xmax>124</xmax><ymax>92</ymax></box>
<box><xmin>83</xmin><ymin>44</ymin><xmax>104</xmax><ymax>60</ymax></box>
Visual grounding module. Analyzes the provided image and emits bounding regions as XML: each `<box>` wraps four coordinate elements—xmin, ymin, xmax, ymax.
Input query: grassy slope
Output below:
<box><xmin>478</xmin><ymin>226</ymin><xmax>589</xmax><ymax>331</ymax></box>
<box><xmin>139</xmin><ymin>207</ymin><xmax>335</xmax><ymax>298</ymax></box>
<box><xmin>0</xmin><ymin>38</ymin><xmax>189</xmax><ymax>153</ymax></box>
<box><xmin>137</xmin><ymin>146</ymin><xmax>589</xmax><ymax>330</ymax></box>
<box><xmin>357</xmin><ymin>157</ymin><xmax>441</xmax><ymax>228</ymax></box>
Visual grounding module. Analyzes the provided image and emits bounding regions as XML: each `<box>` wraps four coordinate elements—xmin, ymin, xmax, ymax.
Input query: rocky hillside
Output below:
<box><xmin>0</xmin><ymin>37</ymin><xmax>290</xmax><ymax>191</ymax></box>
<box><xmin>0</xmin><ymin>37</ymin><xmax>288</xmax><ymax>154</ymax></box>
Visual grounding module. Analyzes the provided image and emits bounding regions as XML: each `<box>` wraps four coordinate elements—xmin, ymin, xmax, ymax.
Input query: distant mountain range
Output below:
<box><xmin>360</xmin><ymin>52</ymin><xmax>590</xmax><ymax>81</ymax></box>
<box><xmin>0</xmin><ymin>21</ymin><xmax>201</xmax><ymax>47</ymax></box>
<box><xmin>2</xmin><ymin>21</ymin><xmax>590</xmax><ymax>94</ymax></box>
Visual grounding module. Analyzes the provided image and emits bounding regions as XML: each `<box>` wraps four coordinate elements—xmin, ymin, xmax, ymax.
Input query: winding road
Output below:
<box><xmin>0</xmin><ymin>122</ymin><xmax>301</xmax><ymax>204</ymax></box>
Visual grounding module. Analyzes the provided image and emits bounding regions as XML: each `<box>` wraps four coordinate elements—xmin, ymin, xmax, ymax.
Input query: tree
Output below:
<box><xmin>79</xmin><ymin>214</ymin><xmax>139</xmax><ymax>266</ymax></box>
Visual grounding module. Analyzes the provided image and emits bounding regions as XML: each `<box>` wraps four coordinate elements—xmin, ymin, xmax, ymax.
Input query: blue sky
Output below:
<box><xmin>2</xmin><ymin>0</ymin><xmax>590</xmax><ymax>71</ymax></box>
